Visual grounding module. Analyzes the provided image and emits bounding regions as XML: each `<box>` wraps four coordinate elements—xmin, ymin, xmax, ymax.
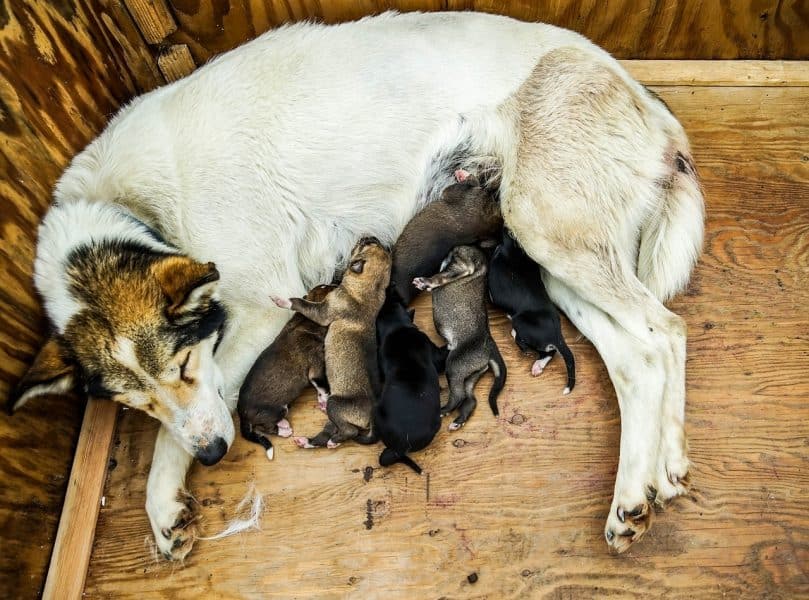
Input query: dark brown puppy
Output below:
<box><xmin>272</xmin><ymin>237</ymin><xmax>391</xmax><ymax>448</ymax></box>
<box><xmin>391</xmin><ymin>170</ymin><xmax>502</xmax><ymax>303</ymax></box>
<box><xmin>237</xmin><ymin>284</ymin><xmax>335</xmax><ymax>460</ymax></box>
<box><xmin>413</xmin><ymin>245</ymin><xmax>506</xmax><ymax>430</ymax></box>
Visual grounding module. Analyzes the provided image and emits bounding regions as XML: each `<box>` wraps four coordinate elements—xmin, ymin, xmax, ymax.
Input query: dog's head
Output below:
<box><xmin>9</xmin><ymin>207</ymin><xmax>234</xmax><ymax>466</ymax></box>
<box><xmin>343</xmin><ymin>237</ymin><xmax>392</xmax><ymax>297</ymax></box>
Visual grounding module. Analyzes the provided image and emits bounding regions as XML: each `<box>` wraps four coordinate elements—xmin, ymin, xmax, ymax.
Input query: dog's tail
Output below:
<box><xmin>240</xmin><ymin>418</ymin><xmax>274</xmax><ymax>460</ymax></box>
<box><xmin>379</xmin><ymin>447</ymin><xmax>423</xmax><ymax>475</ymax></box>
<box><xmin>637</xmin><ymin>135</ymin><xmax>705</xmax><ymax>302</ymax></box>
<box><xmin>488</xmin><ymin>346</ymin><xmax>507</xmax><ymax>416</ymax></box>
<box><xmin>556</xmin><ymin>340</ymin><xmax>576</xmax><ymax>395</ymax></box>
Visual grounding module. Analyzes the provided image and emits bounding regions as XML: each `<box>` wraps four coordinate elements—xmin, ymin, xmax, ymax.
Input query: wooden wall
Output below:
<box><xmin>165</xmin><ymin>0</ymin><xmax>809</xmax><ymax>65</ymax></box>
<box><xmin>0</xmin><ymin>1</ymin><xmax>161</xmax><ymax>598</ymax></box>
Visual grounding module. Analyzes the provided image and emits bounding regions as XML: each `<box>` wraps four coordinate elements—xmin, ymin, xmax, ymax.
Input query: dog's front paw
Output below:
<box><xmin>148</xmin><ymin>492</ymin><xmax>198</xmax><ymax>561</ymax></box>
<box><xmin>293</xmin><ymin>436</ymin><xmax>315</xmax><ymax>449</ymax></box>
<box><xmin>530</xmin><ymin>356</ymin><xmax>553</xmax><ymax>377</ymax></box>
<box><xmin>412</xmin><ymin>277</ymin><xmax>433</xmax><ymax>291</ymax></box>
<box><xmin>271</xmin><ymin>295</ymin><xmax>292</xmax><ymax>309</ymax></box>
<box><xmin>604</xmin><ymin>496</ymin><xmax>652</xmax><ymax>554</ymax></box>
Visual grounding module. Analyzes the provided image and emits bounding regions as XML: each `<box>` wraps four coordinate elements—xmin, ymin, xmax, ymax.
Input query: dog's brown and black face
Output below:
<box><xmin>342</xmin><ymin>237</ymin><xmax>392</xmax><ymax>303</ymax></box>
<box><xmin>9</xmin><ymin>244</ymin><xmax>233</xmax><ymax>465</ymax></box>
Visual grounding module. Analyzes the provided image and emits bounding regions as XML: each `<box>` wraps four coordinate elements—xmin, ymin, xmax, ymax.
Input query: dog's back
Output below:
<box><xmin>391</xmin><ymin>179</ymin><xmax>502</xmax><ymax>303</ymax></box>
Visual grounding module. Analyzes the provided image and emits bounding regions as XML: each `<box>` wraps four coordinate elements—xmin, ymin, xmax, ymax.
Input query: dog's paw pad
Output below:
<box><xmin>276</xmin><ymin>419</ymin><xmax>293</xmax><ymax>438</ymax></box>
<box><xmin>448</xmin><ymin>421</ymin><xmax>464</xmax><ymax>431</ymax></box>
<box><xmin>155</xmin><ymin>500</ymin><xmax>197</xmax><ymax>561</ymax></box>
<box><xmin>271</xmin><ymin>296</ymin><xmax>292</xmax><ymax>309</ymax></box>
<box><xmin>326</xmin><ymin>439</ymin><xmax>341</xmax><ymax>449</ymax></box>
<box><xmin>293</xmin><ymin>437</ymin><xmax>314</xmax><ymax>449</ymax></box>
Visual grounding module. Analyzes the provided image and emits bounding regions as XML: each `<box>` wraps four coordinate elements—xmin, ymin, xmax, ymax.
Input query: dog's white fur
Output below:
<box><xmin>34</xmin><ymin>11</ymin><xmax>703</xmax><ymax>557</ymax></box>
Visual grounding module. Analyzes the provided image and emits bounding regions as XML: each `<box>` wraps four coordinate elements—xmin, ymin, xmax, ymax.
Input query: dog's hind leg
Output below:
<box><xmin>449</xmin><ymin>367</ymin><xmax>488</xmax><ymax>430</ymax></box>
<box><xmin>294</xmin><ymin>421</ymin><xmax>337</xmax><ymax>448</ymax></box>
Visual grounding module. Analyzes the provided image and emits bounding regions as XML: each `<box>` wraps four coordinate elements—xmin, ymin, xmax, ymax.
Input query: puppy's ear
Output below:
<box><xmin>7</xmin><ymin>337</ymin><xmax>77</xmax><ymax>414</ymax></box>
<box><xmin>407</xmin><ymin>308</ymin><xmax>416</xmax><ymax>321</ymax></box>
<box><xmin>152</xmin><ymin>256</ymin><xmax>220</xmax><ymax>321</ymax></box>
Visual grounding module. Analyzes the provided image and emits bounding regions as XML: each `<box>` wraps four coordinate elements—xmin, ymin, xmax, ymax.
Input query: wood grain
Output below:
<box><xmin>122</xmin><ymin>0</ymin><xmax>177</xmax><ymax>44</ymax></box>
<box><xmin>83</xmin><ymin>81</ymin><xmax>809</xmax><ymax>598</ymax></box>
<box><xmin>162</xmin><ymin>0</ymin><xmax>809</xmax><ymax>65</ymax></box>
<box><xmin>42</xmin><ymin>399</ymin><xmax>118</xmax><ymax>600</ymax></box>
<box><xmin>0</xmin><ymin>2</ymin><xmax>161</xmax><ymax>598</ymax></box>
<box><xmin>157</xmin><ymin>44</ymin><xmax>196</xmax><ymax>83</ymax></box>
<box><xmin>621</xmin><ymin>60</ymin><xmax>809</xmax><ymax>87</ymax></box>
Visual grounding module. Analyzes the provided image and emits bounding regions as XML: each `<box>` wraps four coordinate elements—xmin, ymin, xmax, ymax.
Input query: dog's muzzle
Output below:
<box><xmin>195</xmin><ymin>436</ymin><xmax>228</xmax><ymax>466</ymax></box>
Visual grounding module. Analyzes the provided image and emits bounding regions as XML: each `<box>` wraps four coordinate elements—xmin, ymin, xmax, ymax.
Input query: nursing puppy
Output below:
<box><xmin>272</xmin><ymin>237</ymin><xmax>390</xmax><ymax>447</ymax></box>
<box><xmin>375</xmin><ymin>289</ymin><xmax>448</xmax><ymax>474</ymax></box>
<box><xmin>488</xmin><ymin>232</ymin><xmax>576</xmax><ymax>394</ymax></box>
<box><xmin>413</xmin><ymin>245</ymin><xmax>506</xmax><ymax>430</ymax></box>
<box><xmin>237</xmin><ymin>284</ymin><xmax>335</xmax><ymax>460</ymax></box>
<box><xmin>391</xmin><ymin>170</ymin><xmax>502</xmax><ymax>303</ymax></box>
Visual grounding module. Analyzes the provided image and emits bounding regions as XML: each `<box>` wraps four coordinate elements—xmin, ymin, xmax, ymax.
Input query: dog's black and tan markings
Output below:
<box><xmin>391</xmin><ymin>169</ymin><xmax>502</xmax><ymax>303</ymax></box>
<box><xmin>413</xmin><ymin>245</ymin><xmax>506</xmax><ymax>430</ymax></box>
<box><xmin>375</xmin><ymin>288</ymin><xmax>448</xmax><ymax>474</ymax></box>
<box><xmin>488</xmin><ymin>230</ymin><xmax>576</xmax><ymax>394</ymax></box>
<box><xmin>273</xmin><ymin>237</ymin><xmax>391</xmax><ymax>448</ymax></box>
<box><xmin>238</xmin><ymin>284</ymin><xmax>335</xmax><ymax>460</ymax></box>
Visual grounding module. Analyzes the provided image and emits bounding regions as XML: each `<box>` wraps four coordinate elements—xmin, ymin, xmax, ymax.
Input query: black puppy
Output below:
<box><xmin>375</xmin><ymin>289</ymin><xmax>448</xmax><ymax>474</ymax></box>
<box><xmin>488</xmin><ymin>231</ymin><xmax>575</xmax><ymax>394</ymax></box>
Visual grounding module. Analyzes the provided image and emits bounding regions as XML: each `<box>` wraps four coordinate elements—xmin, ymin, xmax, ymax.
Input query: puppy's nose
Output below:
<box><xmin>196</xmin><ymin>436</ymin><xmax>228</xmax><ymax>466</ymax></box>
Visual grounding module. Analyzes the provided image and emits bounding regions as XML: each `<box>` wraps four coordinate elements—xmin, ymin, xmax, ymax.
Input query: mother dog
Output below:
<box><xmin>8</xmin><ymin>11</ymin><xmax>703</xmax><ymax>559</ymax></box>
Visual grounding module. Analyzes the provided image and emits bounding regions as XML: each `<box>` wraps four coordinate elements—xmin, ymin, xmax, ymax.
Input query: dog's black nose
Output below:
<box><xmin>196</xmin><ymin>436</ymin><xmax>228</xmax><ymax>466</ymax></box>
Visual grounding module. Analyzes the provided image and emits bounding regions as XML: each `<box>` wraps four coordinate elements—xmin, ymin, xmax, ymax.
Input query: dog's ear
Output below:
<box><xmin>152</xmin><ymin>256</ymin><xmax>220</xmax><ymax>321</ymax></box>
<box><xmin>7</xmin><ymin>337</ymin><xmax>77</xmax><ymax>414</ymax></box>
<box><xmin>407</xmin><ymin>308</ymin><xmax>416</xmax><ymax>321</ymax></box>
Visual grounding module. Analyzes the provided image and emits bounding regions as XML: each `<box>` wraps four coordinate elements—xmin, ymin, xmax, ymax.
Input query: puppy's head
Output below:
<box><xmin>304</xmin><ymin>284</ymin><xmax>336</xmax><ymax>303</ymax></box>
<box><xmin>10</xmin><ymin>250</ymin><xmax>234</xmax><ymax>466</ymax></box>
<box><xmin>343</xmin><ymin>237</ymin><xmax>392</xmax><ymax>295</ymax></box>
<box><xmin>440</xmin><ymin>245</ymin><xmax>488</xmax><ymax>280</ymax></box>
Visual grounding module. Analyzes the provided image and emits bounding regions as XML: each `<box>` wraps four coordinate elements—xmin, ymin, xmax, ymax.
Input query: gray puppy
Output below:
<box><xmin>413</xmin><ymin>245</ymin><xmax>506</xmax><ymax>430</ymax></box>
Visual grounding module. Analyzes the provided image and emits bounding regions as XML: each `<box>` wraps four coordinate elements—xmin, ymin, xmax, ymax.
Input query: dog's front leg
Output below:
<box><xmin>272</xmin><ymin>296</ymin><xmax>334</xmax><ymax>326</ymax></box>
<box><xmin>146</xmin><ymin>426</ymin><xmax>196</xmax><ymax>561</ymax></box>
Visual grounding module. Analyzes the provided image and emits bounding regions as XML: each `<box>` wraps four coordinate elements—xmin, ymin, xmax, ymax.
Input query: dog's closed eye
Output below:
<box><xmin>350</xmin><ymin>259</ymin><xmax>365</xmax><ymax>274</ymax></box>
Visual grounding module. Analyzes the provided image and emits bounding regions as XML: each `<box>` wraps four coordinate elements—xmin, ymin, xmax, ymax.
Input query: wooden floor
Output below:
<box><xmin>83</xmin><ymin>64</ymin><xmax>809</xmax><ymax>599</ymax></box>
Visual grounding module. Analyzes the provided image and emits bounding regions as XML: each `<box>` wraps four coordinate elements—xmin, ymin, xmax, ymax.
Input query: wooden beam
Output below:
<box><xmin>42</xmin><ymin>399</ymin><xmax>118</xmax><ymax>600</ymax></box>
<box><xmin>620</xmin><ymin>60</ymin><xmax>809</xmax><ymax>87</ymax></box>
<box><xmin>157</xmin><ymin>44</ymin><xmax>197</xmax><ymax>82</ymax></box>
<box><xmin>122</xmin><ymin>0</ymin><xmax>177</xmax><ymax>44</ymax></box>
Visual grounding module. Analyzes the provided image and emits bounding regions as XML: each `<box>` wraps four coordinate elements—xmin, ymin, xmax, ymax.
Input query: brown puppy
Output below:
<box><xmin>237</xmin><ymin>284</ymin><xmax>335</xmax><ymax>460</ymax></box>
<box><xmin>413</xmin><ymin>245</ymin><xmax>506</xmax><ymax>430</ymax></box>
<box><xmin>391</xmin><ymin>170</ymin><xmax>502</xmax><ymax>303</ymax></box>
<box><xmin>272</xmin><ymin>237</ymin><xmax>391</xmax><ymax>448</ymax></box>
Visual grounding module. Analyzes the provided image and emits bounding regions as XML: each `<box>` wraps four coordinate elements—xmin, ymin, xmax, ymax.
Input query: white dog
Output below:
<box><xmin>9</xmin><ymin>11</ymin><xmax>703</xmax><ymax>559</ymax></box>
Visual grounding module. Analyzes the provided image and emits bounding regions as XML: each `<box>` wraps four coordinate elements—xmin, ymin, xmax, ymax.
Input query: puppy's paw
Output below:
<box><xmin>293</xmin><ymin>436</ymin><xmax>315</xmax><ymax>449</ymax></box>
<box><xmin>148</xmin><ymin>493</ymin><xmax>198</xmax><ymax>562</ymax></box>
<box><xmin>454</xmin><ymin>168</ymin><xmax>470</xmax><ymax>182</ymax></box>
<box><xmin>276</xmin><ymin>418</ymin><xmax>293</xmax><ymax>438</ymax></box>
<box><xmin>604</xmin><ymin>498</ymin><xmax>652</xmax><ymax>554</ymax></box>
<box><xmin>326</xmin><ymin>439</ymin><xmax>341</xmax><ymax>449</ymax></box>
<box><xmin>271</xmin><ymin>296</ymin><xmax>292</xmax><ymax>309</ymax></box>
<box><xmin>530</xmin><ymin>356</ymin><xmax>552</xmax><ymax>377</ymax></box>
<box><xmin>317</xmin><ymin>395</ymin><xmax>328</xmax><ymax>412</ymax></box>
<box><xmin>448</xmin><ymin>421</ymin><xmax>464</xmax><ymax>432</ymax></box>
<box><xmin>412</xmin><ymin>277</ymin><xmax>433</xmax><ymax>291</ymax></box>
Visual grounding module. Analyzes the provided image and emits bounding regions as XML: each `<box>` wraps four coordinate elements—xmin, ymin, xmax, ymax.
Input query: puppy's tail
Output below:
<box><xmin>637</xmin><ymin>135</ymin><xmax>705</xmax><ymax>302</ymax></box>
<box><xmin>487</xmin><ymin>346</ymin><xmax>507</xmax><ymax>416</ymax></box>
<box><xmin>379</xmin><ymin>447</ymin><xmax>423</xmax><ymax>475</ymax></box>
<box><xmin>240</xmin><ymin>418</ymin><xmax>274</xmax><ymax>460</ymax></box>
<box><xmin>556</xmin><ymin>340</ymin><xmax>576</xmax><ymax>395</ymax></box>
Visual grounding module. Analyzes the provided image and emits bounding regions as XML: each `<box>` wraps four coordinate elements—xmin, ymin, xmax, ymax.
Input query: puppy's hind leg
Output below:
<box><xmin>380</xmin><ymin>448</ymin><xmax>423</xmax><ymax>474</ymax></box>
<box><xmin>449</xmin><ymin>367</ymin><xmax>487</xmax><ymax>431</ymax></box>
<box><xmin>294</xmin><ymin>421</ymin><xmax>336</xmax><ymax>449</ymax></box>
<box><xmin>555</xmin><ymin>340</ymin><xmax>576</xmax><ymax>395</ymax></box>
<box><xmin>240</xmin><ymin>417</ymin><xmax>275</xmax><ymax>460</ymax></box>
<box><xmin>487</xmin><ymin>344</ymin><xmax>507</xmax><ymax>416</ymax></box>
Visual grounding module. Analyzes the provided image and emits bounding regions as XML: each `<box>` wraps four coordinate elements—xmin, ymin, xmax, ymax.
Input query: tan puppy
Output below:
<box><xmin>272</xmin><ymin>237</ymin><xmax>391</xmax><ymax>447</ymax></box>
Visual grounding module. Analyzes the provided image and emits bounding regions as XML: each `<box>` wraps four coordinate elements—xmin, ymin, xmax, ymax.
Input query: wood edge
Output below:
<box><xmin>157</xmin><ymin>44</ymin><xmax>197</xmax><ymax>83</ymax></box>
<box><xmin>620</xmin><ymin>60</ymin><xmax>809</xmax><ymax>86</ymax></box>
<box><xmin>121</xmin><ymin>0</ymin><xmax>178</xmax><ymax>45</ymax></box>
<box><xmin>42</xmin><ymin>398</ymin><xmax>118</xmax><ymax>600</ymax></box>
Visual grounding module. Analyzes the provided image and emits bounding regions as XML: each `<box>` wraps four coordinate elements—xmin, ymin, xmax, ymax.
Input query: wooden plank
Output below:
<box><xmin>165</xmin><ymin>1</ymin><xmax>809</xmax><ymax>64</ymax></box>
<box><xmin>0</xmin><ymin>2</ymin><xmax>162</xmax><ymax>598</ymax></box>
<box><xmin>83</xmin><ymin>84</ymin><xmax>809</xmax><ymax>598</ymax></box>
<box><xmin>123</xmin><ymin>0</ymin><xmax>177</xmax><ymax>44</ymax></box>
<box><xmin>157</xmin><ymin>44</ymin><xmax>196</xmax><ymax>82</ymax></box>
<box><xmin>621</xmin><ymin>60</ymin><xmax>809</xmax><ymax>87</ymax></box>
<box><xmin>42</xmin><ymin>399</ymin><xmax>118</xmax><ymax>600</ymax></box>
